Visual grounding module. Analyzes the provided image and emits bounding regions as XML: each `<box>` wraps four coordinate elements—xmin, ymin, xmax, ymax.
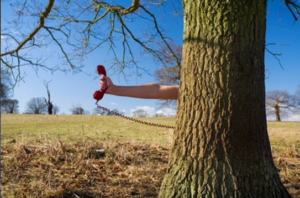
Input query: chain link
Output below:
<box><xmin>96</xmin><ymin>104</ymin><xmax>174</xmax><ymax>129</ymax></box>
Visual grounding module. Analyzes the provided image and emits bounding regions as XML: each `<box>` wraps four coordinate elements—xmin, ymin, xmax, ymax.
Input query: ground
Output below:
<box><xmin>1</xmin><ymin>115</ymin><xmax>300</xmax><ymax>197</ymax></box>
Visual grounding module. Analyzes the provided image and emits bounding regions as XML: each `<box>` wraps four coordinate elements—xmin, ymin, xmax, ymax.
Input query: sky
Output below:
<box><xmin>1</xmin><ymin>1</ymin><xmax>300</xmax><ymax>121</ymax></box>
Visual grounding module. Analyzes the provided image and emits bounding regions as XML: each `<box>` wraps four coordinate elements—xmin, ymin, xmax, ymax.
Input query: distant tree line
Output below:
<box><xmin>24</xmin><ymin>81</ymin><xmax>60</xmax><ymax>114</ymax></box>
<box><xmin>92</xmin><ymin>106</ymin><xmax>124</xmax><ymax>116</ymax></box>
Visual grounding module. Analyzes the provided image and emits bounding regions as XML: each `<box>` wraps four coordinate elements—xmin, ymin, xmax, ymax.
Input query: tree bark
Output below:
<box><xmin>159</xmin><ymin>0</ymin><xmax>291</xmax><ymax>197</ymax></box>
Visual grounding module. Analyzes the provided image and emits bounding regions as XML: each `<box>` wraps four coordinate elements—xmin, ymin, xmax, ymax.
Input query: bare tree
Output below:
<box><xmin>266</xmin><ymin>90</ymin><xmax>299</xmax><ymax>121</ymax></box>
<box><xmin>70</xmin><ymin>104</ymin><xmax>85</xmax><ymax>115</ymax></box>
<box><xmin>151</xmin><ymin>45</ymin><xmax>182</xmax><ymax>111</ymax></box>
<box><xmin>107</xmin><ymin>109</ymin><xmax>124</xmax><ymax>116</ymax></box>
<box><xmin>154</xmin><ymin>44</ymin><xmax>182</xmax><ymax>85</ymax></box>
<box><xmin>154</xmin><ymin>112</ymin><xmax>166</xmax><ymax>117</ymax></box>
<box><xmin>25</xmin><ymin>97</ymin><xmax>47</xmax><ymax>114</ymax></box>
<box><xmin>93</xmin><ymin>107</ymin><xmax>108</xmax><ymax>115</ymax></box>
<box><xmin>132</xmin><ymin>109</ymin><xmax>148</xmax><ymax>117</ymax></box>
<box><xmin>296</xmin><ymin>84</ymin><xmax>300</xmax><ymax>104</ymax></box>
<box><xmin>1</xmin><ymin>99</ymin><xmax>19</xmax><ymax>113</ymax></box>
<box><xmin>43</xmin><ymin>80</ymin><xmax>53</xmax><ymax>114</ymax></box>
<box><xmin>154</xmin><ymin>44</ymin><xmax>181</xmax><ymax>108</ymax></box>
<box><xmin>1</xmin><ymin>68</ymin><xmax>19</xmax><ymax>114</ymax></box>
<box><xmin>93</xmin><ymin>107</ymin><xmax>123</xmax><ymax>116</ymax></box>
<box><xmin>1</xmin><ymin>68</ymin><xmax>12</xmax><ymax>101</ymax></box>
<box><xmin>155</xmin><ymin>44</ymin><xmax>182</xmax><ymax>82</ymax></box>
<box><xmin>53</xmin><ymin>104</ymin><xmax>60</xmax><ymax>115</ymax></box>
<box><xmin>155</xmin><ymin>66</ymin><xmax>180</xmax><ymax>86</ymax></box>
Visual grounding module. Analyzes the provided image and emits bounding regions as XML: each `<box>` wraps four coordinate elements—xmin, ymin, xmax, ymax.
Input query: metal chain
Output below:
<box><xmin>96</xmin><ymin>104</ymin><xmax>174</xmax><ymax>129</ymax></box>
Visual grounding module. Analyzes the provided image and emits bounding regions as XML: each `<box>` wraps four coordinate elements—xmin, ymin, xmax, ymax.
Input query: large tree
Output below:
<box><xmin>0</xmin><ymin>68</ymin><xmax>12</xmax><ymax>101</ymax></box>
<box><xmin>53</xmin><ymin>104</ymin><xmax>60</xmax><ymax>115</ymax></box>
<box><xmin>132</xmin><ymin>108</ymin><xmax>149</xmax><ymax>117</ymax></box>
<box><xmin>155</xmin><ymin>44</ymin><xmax>181</xmax><ymax>108</ymax></box>
<box><xmin>266</xmin><ymin>90</ymin><xmax>300</xmax><ymax>121</ymax></box>
<box><xmin>154</xmin><ymin>44</ymin><xmax>182</xmax><ymax>86</ymax></box>
<box><xmin>43</xmin><ymin>80</ymin><xmax>54</xmax><ymax>115</ymax></box>
<box><xmin>159</xmin><ymin>1</ymin><xmax>294</xmax><ymax>197</ymax></box>
<box><xmin>25</xmin><ymin>97</ymin><xmax>47</xmax><ymax>114</ymax></box>
<box><xmin>1</xmin><ymin>0</ymin><xmax>299</xmax><ymax>197</ymax></box>
<box><xmin>70</xmin><ymin>104</ymin><xmax>85</xmax><ymax>115</ymax></box>
<box><xmin>1</xmin><ymin>68</ymin><xmax>19</xmax><ymax>114</ymax></box>
<box><xmin>1</xmin><ymin>99</ymin><xmax>19</xmax><ymax>113</ymax></box>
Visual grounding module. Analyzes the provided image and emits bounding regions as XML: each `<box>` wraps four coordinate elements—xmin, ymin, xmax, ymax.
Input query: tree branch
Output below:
<box><xmin>43</xmin><ymin>26</ymin><xmax>74</xmax><ymax>68</ymax></box>
<box><xmin>1</xmin><ymin>0</ymin><xmax>55</xmax><ymax>57</ymax></box>
<box><xmin>285</xmin><ymin>0</ymin><xmax>300</xmax><ymax>21</ymax></box>
<box><xmin>265</xmin><ymin>43</ymin><xmax>290</xmax><ymax>70</ymax></box>
<box><xmin>121</xmin><ymin>0</ymin><xmax>140</xmax><ymax>15</ymax></box>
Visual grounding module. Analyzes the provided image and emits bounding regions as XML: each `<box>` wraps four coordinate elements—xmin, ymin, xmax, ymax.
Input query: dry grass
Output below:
<box><xmin>268</xmin><ymin>122</ymin><xmax>300</xmax><ymax>197</ymax></box>
<box><xmin>1</xmin><ymin>139</ymin><xmax>168</xmax><ymax>197</ymax></box>
<box><xmin>1</xmin><ymin>115</ymin><xmax>300</xmax><ymax>197</ymax></box>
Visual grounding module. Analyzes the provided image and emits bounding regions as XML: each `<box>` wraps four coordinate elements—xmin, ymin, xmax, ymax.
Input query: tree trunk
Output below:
<box><xmin>275</xmin><ymin>99</ymin><xmax>281</xmax><ymax>121</ymax></box>
<box><xmin>44</xmin><ymin>81</ymin><xmax>53</xmax><ymax>115</ymax></box>
<box><xmin>159</xmin><ymin>1</ymin><xmax>291</xmax><ymax>197</ymax></box>
<box><xmin>275</xmin><ymin>105</ymin><xmax>281</xmax><ymax>121</ymax></box>
<box><xmin>47</xmin><ymin>102</ymin><xmax>53</xmax><ymax>115</ymax></box>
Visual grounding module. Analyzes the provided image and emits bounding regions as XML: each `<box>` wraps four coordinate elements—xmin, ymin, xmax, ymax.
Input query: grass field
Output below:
<box><xmin>1</xmin><ymin>114</ymin><xmax>300</xmax><ymax>197</ymax></box>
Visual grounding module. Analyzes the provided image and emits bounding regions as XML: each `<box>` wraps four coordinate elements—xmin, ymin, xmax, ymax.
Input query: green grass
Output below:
<box><xmin>268</xmin><ymin>121</ymin><xmax>300</xmax><ymax>151</ymax></box>
<box><xmin>1</xmin><ymin>114</ymin><xmax>300</xmax><ymax>197</ymax></box>
<box><xmin>1</xmin><ymin>114</ymin><xmax>175</xmax><ymax>147</ymax></box>
<box><xmin>268</xmin><ymin>121</ymin><xmax>300</xmax><ymax>129</ymax></box>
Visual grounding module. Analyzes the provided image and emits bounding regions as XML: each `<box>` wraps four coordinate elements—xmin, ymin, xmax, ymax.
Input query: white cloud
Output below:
<box><xmin>129</xmin><ymin>106</ymin><xmax>177</xmax><ymax>117</ymax></box>
<box><xmin>130</xmin><ymin>106</ymin><xmax>155</xmax><ymax>117</ymax></box>
<box><xmin>110</xmin><ymin>102</ymin><xmax>118</xmax><ymax>106</ymax></box>
<box><xmin>285</xmin><ymin>114</ymin><xmax>300</xmax><ymax>122</ymax></box>
<box><xmin>267</xmin><ymin>115</ymin><xmax>276</xmax><ymax>121</ymax></box>
<box><xmin>156</xmin><ymin>107</ymin><xmax>176</xmax><ymax>117</ymax></box>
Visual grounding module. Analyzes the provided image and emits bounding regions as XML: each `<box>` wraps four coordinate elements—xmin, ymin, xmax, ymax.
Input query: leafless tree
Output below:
<box><xmin>1</xmin><ymin>99</ymin><xmax>19</xmax><ymax>113</ymax></box>
<box><xmin>25</xmin><ymin>97</ymin><xmax>47</xmax><ymax>114</ymax></box>
<box><xmin>93</xmin><ymin>107</ymin><xmax>123</xmax><ymax>116</ymax></box>
<box><xmin>107</xmin><ymin>109</ymin><xmax>124</xmax><ymax>116</ymax></box>
<box><xmin>1</xmin><ymin>68</ymin><xmax>12</xmax><ymax>101</ymax></box>
<box><xmin>53</xmin><ymin>104</ymin><xmax>60</xmax><ymax>115</ymax></box>
<box><xmin>43</xmin><ymin>80</ymin><xmax>54</xmax><ymax>114</ymax></box>
<box><xmin>93</xmin><ymin>107</ymin><xmax>108</xmax><ymax>115</ymax></box>
<box><xmin>1</xmin><ymin>68</ymin><xmax>19</xmax><ymax>113</ymax></box>
<box><xmin>154</xmin><ymin>112</ymin><xmax>166</xmax><ymax>117</ymax></box>
<box><xmin>266</xmin><ymin>90</ymin><xmax>299</xmax><ymax>121</ymax></box>
<box><xmin>154</xmin><ymin>44</ymin><xmax>182</xmax><ymax>83</ymax></box>
<box><xmin>155</xmin><ymin>65</ymin><xmax>180</xmax><ymax>86</ymax></box>
<box><xmin>132</xmin><ymin>109</ymin><xmax>148</xmax><ymax>117</ymax></box>
<box><xmin>154</xmin><ymin>44</ymin><xmax>181</xmax><ymax>108</ymax></box>
<box><xmin>70</xmin><ymin>104</ymin><xmax>85</xmax><ymax>115</ymax></box>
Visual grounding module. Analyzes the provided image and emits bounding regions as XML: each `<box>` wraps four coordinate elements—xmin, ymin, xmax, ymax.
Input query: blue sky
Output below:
<box><xmin>1</xmin><ymin>1</ymin><xmax>300</xmax><ymax>121</ymax></box>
